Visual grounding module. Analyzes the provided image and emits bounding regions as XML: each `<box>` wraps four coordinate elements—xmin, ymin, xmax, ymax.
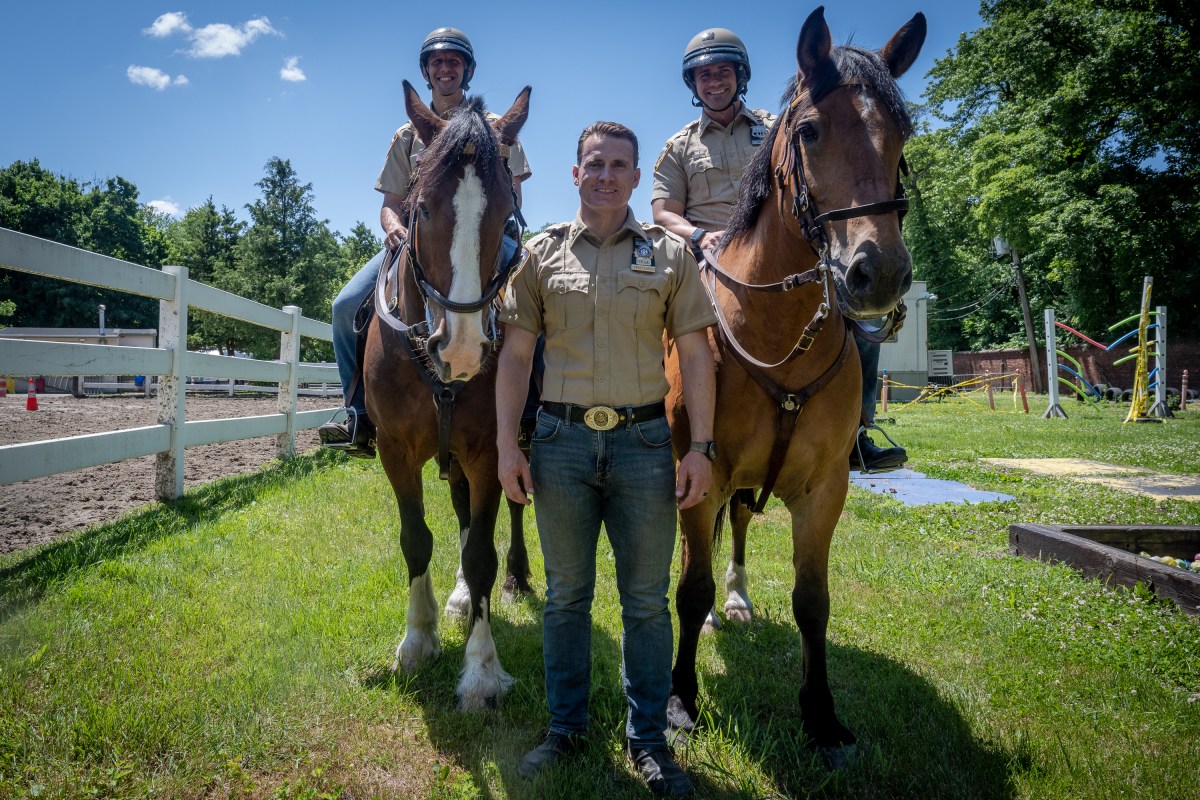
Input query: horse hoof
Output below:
<box><xmin>500</xmin><ymin>575</ymin><xmax>536</xmax><ymax>603</ymax></box>
<box><xmin>819</xmin><ymin>742</ymin><xmax>859</xmax><ymax>771</ymax></box>
<box><xmin>666</xmin><ymin>695</ymin><xmax>697</xmax><ymax>733</ymax></box>
<box><xmin>701</xmin><ymin>609</ymin><xmax>723</xmax><ymax>634</ymax></box>
<box><xmin>394</xmin><ymin>634</ymin><xmax>440</xmax><ymax>673</ymax></box>
<box><xmin>724</xmin><ymin>606</ymin><xmax>753</xmax><ymax>625</ymax></box>
<box><xmin>445</xmin><ymin>581</ymin><xmax>471</xmax><ymax>619</ymax></box>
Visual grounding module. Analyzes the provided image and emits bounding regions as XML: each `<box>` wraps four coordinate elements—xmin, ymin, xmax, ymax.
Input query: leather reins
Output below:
<box><xmin>702</xmin><ymin>81</ymin><xmax>910</xmax><ymax>511</ymax></box>
<box><xmin>373</xmin><ymin>139</ymin><xmax>526</xmax><ymax>480</ymax></box>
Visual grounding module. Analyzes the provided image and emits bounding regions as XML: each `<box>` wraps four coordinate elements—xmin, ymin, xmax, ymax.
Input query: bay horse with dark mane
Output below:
<box><xmin>363</xmin><ymin>81</ymin><xmax>530</xmax><ymax>711</ymax></box>
<box><xmin>664</xmin><ymin>7</ymin><xmax>926</xmax><ymax>764</ymax></box>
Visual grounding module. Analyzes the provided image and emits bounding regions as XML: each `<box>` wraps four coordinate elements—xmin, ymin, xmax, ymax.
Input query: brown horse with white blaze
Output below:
<box><xmin>664</xmin><ymin>7</ymin><xmax>925</xmax><ymax>765</ymax></box>
<box><xmin>363</xmin><ymin>81</ymin><xmax>531</xmax><ymax>711</ymax></box>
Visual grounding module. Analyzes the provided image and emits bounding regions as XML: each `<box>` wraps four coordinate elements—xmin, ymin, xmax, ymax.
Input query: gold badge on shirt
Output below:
<box><xmin>631</xmin><ymin>238</ymin><xmax>655</xmax><ymax>273</ymax></box>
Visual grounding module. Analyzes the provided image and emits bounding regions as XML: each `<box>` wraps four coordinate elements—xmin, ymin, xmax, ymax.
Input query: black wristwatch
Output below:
<box><xmin>690</xmin><ymin>227</ymin><xmax>706</xmax><ymax>246</ymax></box>
<box><xmin>689</xmin><ymin>440</ymin><xmax>718</xmax><ymax>461</ymax></box>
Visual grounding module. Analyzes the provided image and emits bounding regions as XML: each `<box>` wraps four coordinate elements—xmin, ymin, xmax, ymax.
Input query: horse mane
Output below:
<box><xmin>407</xmin><ymin>96</ymin><xmax>501</xmax><ymax>208</ymax></box>
<box><xmin>722</xmin><ymin>45</ymin><xmax>914</xmax><ymax>246</ymax></box>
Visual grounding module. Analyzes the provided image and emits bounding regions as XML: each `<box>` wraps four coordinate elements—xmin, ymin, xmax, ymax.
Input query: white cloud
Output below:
<box><xmin>173</xmin><ymin>75</ymin><xmax>189</xmax><ymax>86</ymax></box>
<box><xmin>148</xmin><ymin>199</ymin><xmax>182</xmax><ymax>216</ymax></box>
<box><xmin>188</xmin><ymin>17</ymin><xmax>279</xmax><ymax>58</ymax></box>
<box><xmin>280</xmin><ymin>56</ymin><xmax>306</xmax><ymax>82</ymax></box>
<box><xmin>128</xmin><ymin>65</ymin><xmax>176</xmax><ymax>90</ymax></box>
<box><xmin>144</xmin><ymin>11</ymin><xmax>191</xmax><ymax>38</ymax></box>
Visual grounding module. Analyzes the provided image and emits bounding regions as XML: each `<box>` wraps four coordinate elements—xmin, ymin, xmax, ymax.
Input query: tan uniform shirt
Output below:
<box><xmin>374</xmin><ymin>107</ymin><xmax>531</xmax><ymax>199</ymax></box>
<box><xmin>500</xmin><ymin>208</ymin><xmax>717</xmax><ymax>407</ymax></box>
<box><xmin>651</xmin><ymin>105</ymin><xmax>777</xmax><ymax>231</ymax></box>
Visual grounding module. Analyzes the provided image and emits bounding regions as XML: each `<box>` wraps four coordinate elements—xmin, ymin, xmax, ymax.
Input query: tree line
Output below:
<box><xmin>3</xmin><ymin>0</ymin><xmax>1197</xmax><ymax>359</ymax></box>
<box><xmin>0</xmin><ymin>157</ymin><xmax>379</xmax><ymax>362</ymax></box>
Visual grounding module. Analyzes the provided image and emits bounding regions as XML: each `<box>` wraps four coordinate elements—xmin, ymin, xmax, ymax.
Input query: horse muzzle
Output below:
<box><xmin>426</xmin><ymin>311</ymin><xmax>491</xmax><ymax>382</ymax></box>
<box><xmin>831</xmin><ymin>242</ymin><xmax>912</xmax><ymax>320</ymax></box>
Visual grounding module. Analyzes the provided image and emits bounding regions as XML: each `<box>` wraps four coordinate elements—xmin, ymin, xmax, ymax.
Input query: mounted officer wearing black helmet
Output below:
<box><xmin>682</xmin><ymin>28</ymin><xmax>751</xmax><ymax>112</ymax></box>
<box><xmin>420</xmin><ymin>27</ymin><xmax>476</xmax><ymax>91</ymax></box>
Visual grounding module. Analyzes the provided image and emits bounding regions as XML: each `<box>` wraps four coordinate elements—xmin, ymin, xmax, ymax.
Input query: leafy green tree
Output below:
<box><xmin>907</xmin><ymin>0</ymin><xmax>1200</xmax><ymax>348</ymax></box>
<box><xmin>211</xmin><ymin>158</ymin><xmax>341</xmax><ymax>360</ymax></box>
<box><xmin>0</xmin><ymin>162</ymin><xmax>161</xmax><ymax>328</ymax></box>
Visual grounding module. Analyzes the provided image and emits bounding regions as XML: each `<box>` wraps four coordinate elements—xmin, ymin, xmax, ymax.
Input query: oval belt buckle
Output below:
<box><xmin>583</xmin><ymin>405</ymin><xmax>619</xmax><ymax>431</ymax></box>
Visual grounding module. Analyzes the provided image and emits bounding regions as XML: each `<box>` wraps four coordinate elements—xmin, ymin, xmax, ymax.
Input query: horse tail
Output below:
<box><xmin>713</xmin><ymin>501</ymin><xmax>727</xmax><ymax>553</ymax></box>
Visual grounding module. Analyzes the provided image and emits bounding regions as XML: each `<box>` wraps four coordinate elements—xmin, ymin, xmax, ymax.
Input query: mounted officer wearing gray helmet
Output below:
<box><xmin>682</xmin><ymin>28</ymin><xmax>751</xmax><ymax>111</ymax></box>
<box><xmin>420</xmin><ymin>27</ymin><xmax>476</xmax><ymax>91</ymax></box>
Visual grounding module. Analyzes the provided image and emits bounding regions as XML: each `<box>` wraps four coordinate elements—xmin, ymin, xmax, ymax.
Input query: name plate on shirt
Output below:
<box><xmin>631</xmin><ymin>238</ymin><xmax>656</xmax><ymax>273</ymax></box>
<box><xmin>751</xmin><ymin>124</ymin><xmax>768</xmax><ymax>146</ymax></box>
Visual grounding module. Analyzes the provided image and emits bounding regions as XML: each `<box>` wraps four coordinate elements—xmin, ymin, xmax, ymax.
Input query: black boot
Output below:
<box><xmin>318</xmin><ymin>408</ymin><xmax>376</xmax><ymax>458</ymax></box>
<box><xmin>849</xmin><ymin>428</ymin><xmax>906</xmax><ymax>473</ymax></box>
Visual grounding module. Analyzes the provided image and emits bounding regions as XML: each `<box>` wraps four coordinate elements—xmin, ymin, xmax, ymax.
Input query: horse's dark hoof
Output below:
<box><xmin>819</xmin><ymin>742</ymin><xmax>859</xmax><ymax>771</ymax></box>
<box><xmin>666</xmin><ymin>695</ymin><xmax>697</xmax><ymax>733</ymax></box>
<box><xmin>501</xmin><ymin>575</ymin><xmax>536</xmax><ymax>603</ymax></box>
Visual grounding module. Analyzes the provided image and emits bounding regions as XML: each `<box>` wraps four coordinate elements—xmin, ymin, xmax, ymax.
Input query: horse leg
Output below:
<box><xmin>501</xmin><ymin>497</ymin><xmax>535</xmax><ymax>601</ymax></box>
<box><xmin>385</xmin><ymin>462</ymin><xmax>442</xmax><ymax>674</ymax></box>
<box><xmin>456</xmin><ymin>481</ymin><xmax>512</xmax><ymax>711</ymax></box>
<box><xmin>785</xmin><ymin>478</ymin><xmax>857</xmax><ymax>767</ymax></box>
<box><xmin>723</xmin><ymin>491</ymin><xmax>755</xmax><ymax>624</ymax></box>
<box><xmin>445</xmin><ymin>461</ymin><xmax>472</xmax><ymax>618</ymax></box>
<box><xmin>669</xmin><ymin>501</ymin><xmax>719</xmax><ymax>731</ymax></box>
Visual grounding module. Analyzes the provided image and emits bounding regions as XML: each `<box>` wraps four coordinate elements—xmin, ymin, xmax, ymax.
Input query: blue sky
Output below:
<box><xmin>1</xmin><ymin>2</ymin><xmax>981</xmax><ymax>242</ymax></box>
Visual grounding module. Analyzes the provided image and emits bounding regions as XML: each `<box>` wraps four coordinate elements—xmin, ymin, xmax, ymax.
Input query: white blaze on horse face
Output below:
<box><xmin>436</xmin><ymin>165</ymin><xmax>489</xmax><ymax>380</ymax></box>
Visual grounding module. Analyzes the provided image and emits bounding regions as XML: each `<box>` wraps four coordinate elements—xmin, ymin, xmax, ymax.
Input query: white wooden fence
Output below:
<box><xmin>0</xmin><ymin>227</ymin><xmax>340</xmax><ymax>500</ymax></box>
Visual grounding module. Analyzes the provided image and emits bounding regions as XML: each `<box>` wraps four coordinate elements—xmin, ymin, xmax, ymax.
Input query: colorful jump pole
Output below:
<box><xmin>1124</xmin><ymin>277</ymin><xmax>1158</xmax><ymax>423</ymax></box>
<box><xmin>1043</xmin><ymin>308</ymin><xmax>1067</xmax><ymax>418</ymax></box>
<box><xmin>1149</xmin><ymin>305</ymin><xmax>1172</xmax><ymax>418</ymax></box>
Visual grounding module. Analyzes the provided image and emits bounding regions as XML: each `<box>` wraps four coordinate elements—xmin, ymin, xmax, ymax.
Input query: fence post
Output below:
<box><xmin>1043</xmin><ymin>308</ymin><xmax>1066</xmax><ymax>418</ymax></box>
<box><xmin>156</xmin><ymin>265</ymin><xmax>189</xmax><ymax>500</ymax></box>
<box><xmin>1182</xmin><ymin>369</ymin><xmax>1189</xmax><ymax>411</ymax></box>
<box><xmin>277</xmin><ymin>305</ymin><xmax>302</xmax><ymax>459</ymax></box>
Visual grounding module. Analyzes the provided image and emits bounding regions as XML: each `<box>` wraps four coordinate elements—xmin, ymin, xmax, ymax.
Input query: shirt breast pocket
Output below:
<box><xmin>544</xmin><ymin>272</ymin><xmax>592</xmax><ymax>330</ymax></box>
<box><xmin>685</xmin><ymin>152</ymin><xmax>717</xmax><ymax>198</ymax></box>
<box><xmin>616</xmin><ymin>270</ymin><xmax>669</xmax><ymax>329</ymax></box>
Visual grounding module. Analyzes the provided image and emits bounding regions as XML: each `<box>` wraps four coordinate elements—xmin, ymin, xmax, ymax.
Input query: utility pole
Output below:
<box><xmin>1010</xmin><ymin>247</ymin><xmax>1043</xmax><ymax>394</ymax></box>
<box><xmin>995</xmin><ymin>237</ymin><xmax>1043</xmax><ymax>394</ymax></box>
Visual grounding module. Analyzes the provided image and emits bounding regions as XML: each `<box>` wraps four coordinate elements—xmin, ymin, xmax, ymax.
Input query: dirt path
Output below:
<box><xmin>0</xmin><ymin>393</ymin><xmax>337</xmax><ymax>555</ymax></box>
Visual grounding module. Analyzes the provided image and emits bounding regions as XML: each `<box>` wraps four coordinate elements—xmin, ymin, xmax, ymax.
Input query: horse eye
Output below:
<box><xmin>798</xmin><ymin>123</ymin><xmax>818</xmax><ymax>143</ymax></box>
<box><xmin>418</xmin><ymin>202</ymin><xmax>431</xmax><ymax>221</ymax></box>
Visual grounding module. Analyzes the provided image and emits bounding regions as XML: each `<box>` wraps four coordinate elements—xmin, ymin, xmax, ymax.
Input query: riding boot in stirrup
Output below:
<box><xmin>849</xmin><ymin>425</ymin><xmax>906</xmax><ymax>473</ymax></box>
<box><xmin>319</xmin><ymin>407</ymin><xmax>376</xmax><ymax>458</ymax></box>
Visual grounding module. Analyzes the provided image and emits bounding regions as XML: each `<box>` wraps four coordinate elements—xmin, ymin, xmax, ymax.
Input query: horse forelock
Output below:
<box><xmin>410</xmin><ymin>96</ymin><xmax>502</xmax><ymax>206</ymax></box>
<box><xmin>722</xmin><ymin>44</ymin><xmax>912</xmax><ymax>247</ymax></box>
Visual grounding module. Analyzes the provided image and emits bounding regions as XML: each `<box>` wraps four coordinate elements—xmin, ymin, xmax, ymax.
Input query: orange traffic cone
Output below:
<box><xmin>26</xmin><ymin>381</ymin><xmax>38</xmax><ymax>411</ymax></box>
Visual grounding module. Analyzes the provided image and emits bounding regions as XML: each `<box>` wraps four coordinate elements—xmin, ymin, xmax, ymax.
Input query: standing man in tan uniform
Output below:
<box><xmin>652</xmin><ymin>28</ymin><xmax>906</xmax><ymax>472</ymax></box>
<box><xmin>497</xmin><ymin>121</ymin><xmax>716</xmax><ymax>797</ymax></box>
<box><xmin>320</xmin><ymin>27</ymin><xmax>531</xmax><ymax>456</ymax></box>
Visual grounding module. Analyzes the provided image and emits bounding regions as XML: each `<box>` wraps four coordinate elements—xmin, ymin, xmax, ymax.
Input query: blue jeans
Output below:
<box><xmin>332</xmin><ymin>238</ymin><xmax>520</xmax><ymax>415</ymax></box>
<box><xmin>856</xmin><ymin>334</ymin><xmax>880</xmax><ymax>425</ymax></box>
<box><xmin>529</xmin><ymin>409</ymin><xmax>678</xmax><ymax>751</ymax></box>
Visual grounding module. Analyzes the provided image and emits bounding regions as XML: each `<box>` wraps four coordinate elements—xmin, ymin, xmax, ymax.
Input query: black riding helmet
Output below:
<box><xmin>682</xmin><ymin>28</ymin><xmax>751</xmax><ymax>109</ymax></box>
<box><xmin>420</xmin><ymin>27</ymin><xmax>476</xmax><ymax>91</ymax></box>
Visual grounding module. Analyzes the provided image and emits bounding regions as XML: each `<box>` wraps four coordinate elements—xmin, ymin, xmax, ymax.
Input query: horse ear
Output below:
<box><xmin>403</xmin><ymin>79</ymin><xmax>445</xmax><ymax>145</ymax></box>
<box><xmin>795</xmin><ymin>6</ymin><xmax>834</xmax><ymax>89</ymax></box>
<box><xmin>494</xmin><ymin>86</ymin><xmax>531</xmax><ymax>147</ymax></box>
<box><xmin>879</xmin><ymin>12</ymin><xmax>927</xmax><ymax>79</ymax></box>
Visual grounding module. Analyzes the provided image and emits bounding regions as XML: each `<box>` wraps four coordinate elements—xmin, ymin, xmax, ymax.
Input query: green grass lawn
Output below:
<box><xmin>1</xmin><ymin>399</ymin><xmax>1198</xmax><ymax>799</ymax></box>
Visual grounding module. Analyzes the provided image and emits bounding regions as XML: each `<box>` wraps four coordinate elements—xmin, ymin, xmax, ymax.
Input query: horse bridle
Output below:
<box><xmin>701</xmin><ymin>80</ymin><xmax>909</xmax><ymax>369</ymax></box>
<box><xmin>401</xmin><ymin>141</ymin><xmax>527</xmax><ymax>343</ymax></box>
<box><xmin>373</xmin><ymin>139</ymin><xmax>527</xmax><ymax>480</ymax></box>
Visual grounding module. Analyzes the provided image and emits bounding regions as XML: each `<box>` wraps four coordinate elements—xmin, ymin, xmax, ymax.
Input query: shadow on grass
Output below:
<box><xmin>365</xmin><ymin>591</ymin><xmax>674</xmax><ymax>800</ymax></box>
<box><xmin>695</xmin><ymin>613</ymin><xmax>1019</xmax><ymax>799</ymax></box>
<box><xmin>0</xmin><ymin>450</ymin><xmax>341</xmax><ymax>624</ymax></box>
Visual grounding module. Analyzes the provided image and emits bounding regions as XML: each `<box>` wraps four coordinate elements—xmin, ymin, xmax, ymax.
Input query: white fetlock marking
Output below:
<box><xmin>445</xmin><ymin>568</ymin><xmax>471</xmax><ymax>619</ymax></box>
<box><xmin>394</xmin><ymin>571</ymin><xmax>441</xmax><ymax>672</ymax></box>
<box><xmin>701</xmin><ymin>608</ymin><xmax>723</xmax><ymax>634</ymax></box>
<box><xmin>724</xmin><ymin>562</ymin><xmax>753</xmax><ymax>623</ymax></box>
<box><xmin>457</xmin><ymin>598</ymin><xmax>513</xmax><ymax>712</ymax></box>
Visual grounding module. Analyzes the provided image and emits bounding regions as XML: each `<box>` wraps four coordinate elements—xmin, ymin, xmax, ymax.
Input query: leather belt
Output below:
<box><xmin>541</xmin><ymin>400</ymin><xmax>667</xmax><ymax>431</ymax></box>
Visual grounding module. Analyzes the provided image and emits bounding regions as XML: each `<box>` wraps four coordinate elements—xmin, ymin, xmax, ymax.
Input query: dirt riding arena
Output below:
<box><xmin>0</xmin><ymin>393</ymin><xmax>336</xmax><ymax>555</ymax></box>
